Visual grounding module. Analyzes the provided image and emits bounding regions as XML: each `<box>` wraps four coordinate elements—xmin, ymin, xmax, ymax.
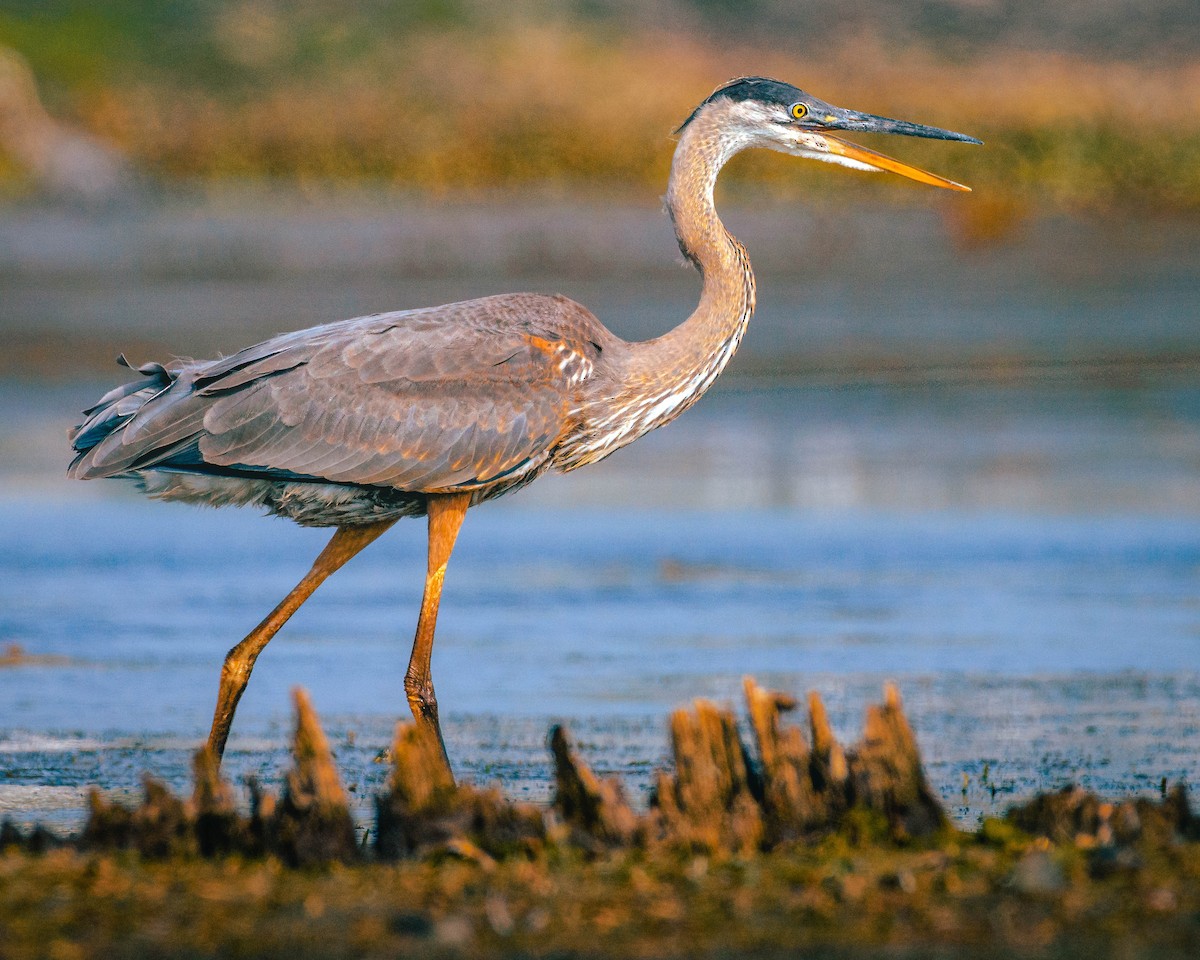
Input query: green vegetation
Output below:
<box><xmin>1</xmin><ymin>834</ymin><xmax>1198</xmax><ymax>959</ymax></box>
<box><xmin>2</xmin><ymin>2</ymin><xmax>1199</xmax><ymax>213</ymax></box>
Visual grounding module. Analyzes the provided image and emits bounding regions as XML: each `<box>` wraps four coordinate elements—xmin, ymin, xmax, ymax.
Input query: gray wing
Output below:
<box><xmin>71</xmin><ymin>293</ymin><xmax>606</xmax><ymax>491</ymax></box>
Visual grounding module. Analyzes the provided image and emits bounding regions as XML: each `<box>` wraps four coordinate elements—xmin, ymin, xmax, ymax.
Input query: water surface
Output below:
<box><xmin>1</xmin><ymin>376</ymin><xmax>1197</xmax><ymax>833</ymax></box>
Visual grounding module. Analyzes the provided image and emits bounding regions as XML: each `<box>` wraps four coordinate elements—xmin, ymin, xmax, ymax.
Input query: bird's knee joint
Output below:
<box><xmin>221</xmin><ymin>656</ymin><xmax>252</xmax><ymax>685</ymax></box>
<box><xmin>404</xmin><ymin>674</ymin><xmax>438</xmax><ymax>711</ymax></box>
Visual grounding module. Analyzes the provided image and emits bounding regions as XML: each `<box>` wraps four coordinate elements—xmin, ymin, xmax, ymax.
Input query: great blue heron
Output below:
<box><xmin>70</xmin><ymin>77</ymin><xmax>979</xmax><ymax>771</ymax></box>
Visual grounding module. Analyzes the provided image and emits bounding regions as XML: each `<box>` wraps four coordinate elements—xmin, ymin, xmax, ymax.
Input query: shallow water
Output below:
<box><xmin>1</xmin><ymin>376</ymin><xmax>1198</xmax><ymax>834</ymax></box>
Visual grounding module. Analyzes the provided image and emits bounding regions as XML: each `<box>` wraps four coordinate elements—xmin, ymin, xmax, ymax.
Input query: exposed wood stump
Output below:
<box><xmin>375</xmin><ymin>721</ymin><xmax>546</xmax><ymax>861</ymax></box>
<box><xmin>745</xmin><ymin>679</ymin><xmax>832</xmax><ymax>842</ymax></box>
<box><xmin>645</xmin><ymin>680</ymin><xmax>951</xmax><ymax>852</ymax></box>
<box><xmin>550</xmin><ymin>724</ymin><xmax>640</xmax><ymax>850</ymax></box>
<box><xmin>846</xmin><ymin>683</ymin><xmax>948</xmax><ymax>840</ymax></box>
<box><xmin>71</xmin><ymin>678</ymin><xmax>953</xmax><ymax>862</ymax></box>
<box><xmin>652</xmin><ymin>699</ymin><xmax>764</xmax><ymax>853</ymax></box>
<box><xmin>807</xmin><ymin>690</ymin><xmax>849</xmax><ymax>795</ymax></box>
<box><xmin>271</xmin><ymin>688</ymin><xmax>359</xmax><ymax>866</ymax></box>
<box><xmin>0</xmin><ymin>818</ymin><xmax>58</xmax><ymax>853</ymax></box>
<box><xmin>83</xmin><ymin>777</ymin><xmax>194</xmax><ymax>858</ymax></box>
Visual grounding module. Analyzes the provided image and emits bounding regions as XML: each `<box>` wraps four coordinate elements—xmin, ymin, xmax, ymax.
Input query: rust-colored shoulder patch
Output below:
<box><xmin>524</xmin><ymin>335</ymin><xmax>595</xmax><ymax>389</ymax></box>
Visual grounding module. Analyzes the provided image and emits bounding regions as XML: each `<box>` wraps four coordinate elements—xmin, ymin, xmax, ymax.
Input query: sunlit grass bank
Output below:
<box><xmin>2</xmin><ymin>6</ymin><xmax>1199</xmax><ymax>215</ymax></box>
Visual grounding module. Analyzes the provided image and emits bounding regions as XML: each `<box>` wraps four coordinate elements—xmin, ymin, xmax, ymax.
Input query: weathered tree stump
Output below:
<box><xmin>70</xmin><ymin>678</ymin><xmax>958</xmax><ymax>863</ymax></box>
<box><xmin>81</xmin><ymin>689</ymin><xmax>359</xmax><ymax>864</ymax></box>
<box><xmin>271</xmin><ymin>688</ymin><xmax>359</xmax><ymax>866</ymax></box>
<box><xmin>652</xmin><ymin>699</ymin><xmax>765</xmax><ymax>853</ymax></box>
<box><xmin>83</xmin><ymin>776</ymin><xmax>194</xmax><ymax>858</ymax></box>
<box><xmin>654</xmin><ymin>678</ymin><xmax>947</xmax><ymax>850</ymax></box>
<box><xmin>375</xmin><ymin>721</ymin><xmax>546</xmax><ymax>861</ymax></box>
<box><xmin>744</xmin><ymin>680</ymin><xmax>832</xmax><ymax>842</ymax></box>
<box><xmin>0</xmin><ymin>817</ymin><xmax>58</xmax><ymax>853</ymax></box>
<box><xmin>845</xmin><ymin>683</ymin><xmax>948</xmax><ymax>840</ymax></box>
<box><xmin>550</xmin><ymin>724</ymin><xmax>640</xmax><ymax>850</ymax></box>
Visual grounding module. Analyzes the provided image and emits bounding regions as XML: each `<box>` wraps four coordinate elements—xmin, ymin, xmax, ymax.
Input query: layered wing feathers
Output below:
<box><xmin>71</xmin><ymin>294</ymin><xmax>607</xmax><ymax>493</ymax></box>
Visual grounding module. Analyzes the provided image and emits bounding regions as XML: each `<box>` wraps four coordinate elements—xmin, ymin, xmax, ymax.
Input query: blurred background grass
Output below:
<box><xmin>2</xmin><ymin>0</ymin><xmax>1199</xmax><ymax>216</ymax></box>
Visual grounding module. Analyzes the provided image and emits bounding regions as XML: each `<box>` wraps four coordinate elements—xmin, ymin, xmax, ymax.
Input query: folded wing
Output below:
<box><xmin>70</xmin><ymin>293</ymin><xmax>604</xmax><ymax>492</ymax></box>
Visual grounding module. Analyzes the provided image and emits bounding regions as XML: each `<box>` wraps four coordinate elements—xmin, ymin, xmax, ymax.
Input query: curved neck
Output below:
<box><xmin>621</xmin><ymin>107</ymin><xmax>757</xmax><ymax>433</ymax></box>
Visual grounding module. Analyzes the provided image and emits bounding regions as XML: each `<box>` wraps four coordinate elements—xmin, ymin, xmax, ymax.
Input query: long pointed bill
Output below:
<box><xmin>808</xmin><ymin>105</ymin><xmax>981</xmax><ymax>191</ymax></box>
<box><xmin>824</xmin><ymin>134</ymin><xmax>972</xmax><ymax>192</ymax></box>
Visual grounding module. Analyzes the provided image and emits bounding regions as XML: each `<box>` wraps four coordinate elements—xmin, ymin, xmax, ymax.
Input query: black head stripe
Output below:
<box><xmin>676</xmin><ymin>76</ymin><xmax>807</xmax><ymax>132</ymax></box>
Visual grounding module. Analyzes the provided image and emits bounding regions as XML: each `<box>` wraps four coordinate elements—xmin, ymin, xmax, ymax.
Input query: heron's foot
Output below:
<box><xmin>206</xmin><ymin>713</ymin><xmax>235</xmax><ymax>764</ymax></box>
<box><xmin>404</xmin><ymin>675</ymin><xmax>453</xmax><ymax>780</ymax></box>
<box><xmin>205</xmin><ymin>729</ymin><xmax>228</xmax><ymax>764</ymax></box>
<box><xmin>206</xmin><ymin>655</ymin><xmax>255</xmax><ymax>764</ymax></box>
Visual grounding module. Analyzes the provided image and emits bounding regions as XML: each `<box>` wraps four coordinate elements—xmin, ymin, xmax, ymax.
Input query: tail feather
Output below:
<box><xmin>69</xmin><ymin>356</ymin><xmax>177</xmax><ymax>475</ymax></box>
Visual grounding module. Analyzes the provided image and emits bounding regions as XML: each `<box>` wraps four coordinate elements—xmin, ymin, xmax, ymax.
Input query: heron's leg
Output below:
<box><xmin>206</xmin><ymin>519</ymin><xmax>396</xmax><ymax>761</ymax></box>
<box><xmin>405</xmin><ymin>491</ymin><xmax>471</xmax><ymax>772</ymax></box>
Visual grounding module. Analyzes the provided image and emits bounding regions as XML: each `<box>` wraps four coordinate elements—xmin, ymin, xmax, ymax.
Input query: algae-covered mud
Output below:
<box><xmin>4</xmin><ymin>835</ymin><xmax>1198</xmax><ymax>959</ymax></box>
<box><xmin>2</xmin><ymin>682</ymin><xmax>1198</xmax><ymax>959</ymax></box>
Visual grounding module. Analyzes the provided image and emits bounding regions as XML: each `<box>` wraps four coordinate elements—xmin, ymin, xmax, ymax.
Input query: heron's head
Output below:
<box><xmin>679</xmin><ymin>77</ymin><xmax>981</xmax><ymax>191</ymax></box>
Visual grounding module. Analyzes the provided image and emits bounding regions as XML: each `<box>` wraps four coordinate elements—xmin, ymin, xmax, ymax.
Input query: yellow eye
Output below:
<box><xmin>790</xmin><ymin>102</ymin><xmax>809</xmax><ymax>120</ymax></box>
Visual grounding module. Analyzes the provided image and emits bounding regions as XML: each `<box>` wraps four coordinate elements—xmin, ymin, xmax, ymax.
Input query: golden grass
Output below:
<box><xmin>21</xmin><ymin>26</ymin><xmax>1200</xmax><ymax>211</ymax></box>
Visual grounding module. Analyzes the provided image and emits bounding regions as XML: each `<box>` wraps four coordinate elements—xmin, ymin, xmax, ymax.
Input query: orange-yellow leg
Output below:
<box><xmin>404</xmin><ymin>491</ymin><xmax>471</xmax><ymax>774</ymax></box>
<box><xmin>206</xmin><ymin>519</ymin><xmax>396</xmax><ymax>761</ymax></box>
